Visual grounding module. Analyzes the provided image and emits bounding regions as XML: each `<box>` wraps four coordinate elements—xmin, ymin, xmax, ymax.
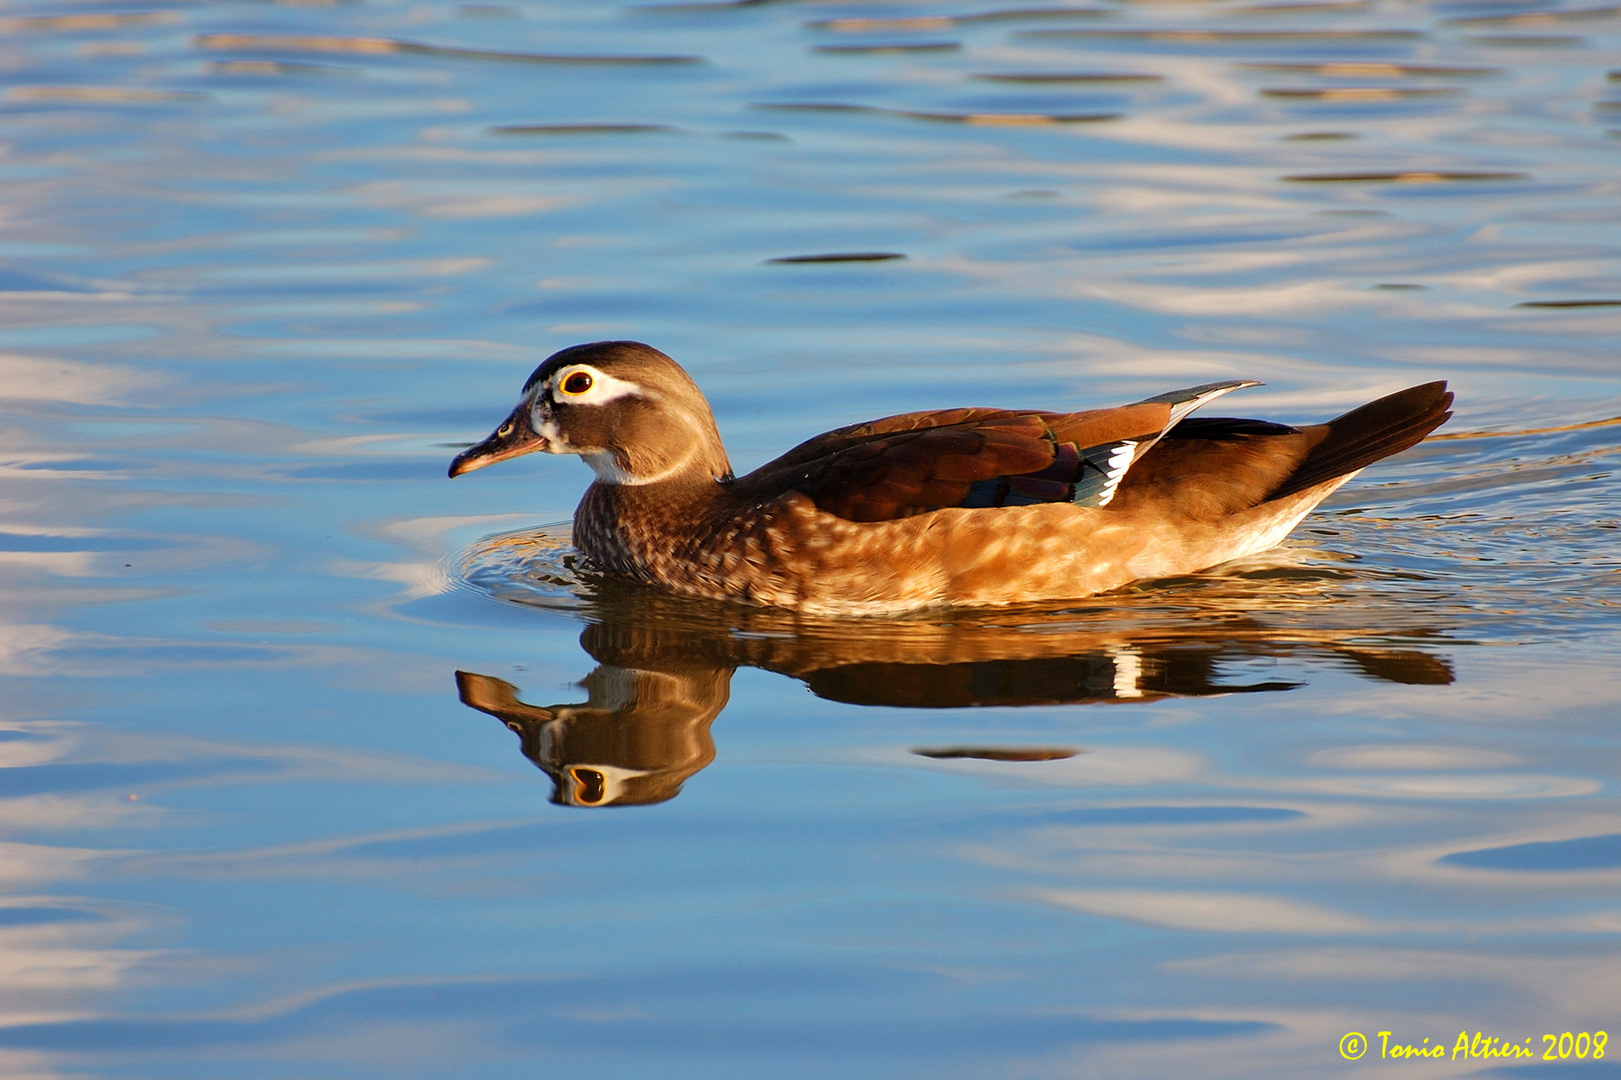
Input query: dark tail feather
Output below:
<box><xmin>1269</xmin><ymin>381</ymin><xmax>1453</xmax><ymax>500</ymax></box>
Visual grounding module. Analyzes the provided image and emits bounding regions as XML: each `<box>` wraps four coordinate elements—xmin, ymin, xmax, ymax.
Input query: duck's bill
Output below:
<box><xmin>448</xmin><ymin>409</ymin><xmax>547</xmax><ymax>478</ymax></box>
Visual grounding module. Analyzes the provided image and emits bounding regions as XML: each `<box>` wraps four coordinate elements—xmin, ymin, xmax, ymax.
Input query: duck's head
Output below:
<box><xmin>448</xmin><ymin>340</ymin><xmax>733</xmax><ymax>485</ymax></box>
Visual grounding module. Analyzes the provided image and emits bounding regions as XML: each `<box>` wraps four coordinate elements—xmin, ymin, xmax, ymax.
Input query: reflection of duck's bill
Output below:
<box><xmin>455</xmin><ymin>669</ymin><xmax>530</xmax><ymax>713</ymax></box>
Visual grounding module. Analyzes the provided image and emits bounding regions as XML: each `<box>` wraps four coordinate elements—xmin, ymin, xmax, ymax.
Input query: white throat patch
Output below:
<box><xmin>581</xmin><ymin>445</ymin><xmax>704</xmax><ymax>486</ymax></box>
<box><xmin>581</xmin><ymin>450</ymin><xmax>635</xmax><ymax>484</ymax></box>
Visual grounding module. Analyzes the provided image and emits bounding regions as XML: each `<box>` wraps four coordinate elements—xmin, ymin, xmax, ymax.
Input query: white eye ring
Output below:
<box><xmin>547</xmin><ymin>365</ymin><xmax>648</xmax><ymax>407</ymax></box>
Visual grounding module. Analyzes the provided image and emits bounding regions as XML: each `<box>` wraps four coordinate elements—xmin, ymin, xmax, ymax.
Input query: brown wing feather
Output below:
<box><xmin>785</xmin><ymin>420</ymin><xmax>1057</xmax><ymax>522</ymax></box>
<box><xmin>735</xmin><ymin>405</ymin><xmax>1177</xmax><ymax>523</ymax></box>
<box><xmin>1043</xmin><ymin>403</ymin><xmax>1174</xmax><ymax>449</ymax></box>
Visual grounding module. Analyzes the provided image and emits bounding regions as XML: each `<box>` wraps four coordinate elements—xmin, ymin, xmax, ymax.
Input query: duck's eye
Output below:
<box><xmin>560</xmin><ymin>371</ymin><xmax>594</xmax><ymax>396</ymax></box>
<box><xmin>496</xmin><ymin>420</ymin><xmax>514</xmax><ymax>438</ymax></box>
<box><xmin>570</xmin><ymin>767</ymin><xmax>606</xmax><ymax>805</ymax></box>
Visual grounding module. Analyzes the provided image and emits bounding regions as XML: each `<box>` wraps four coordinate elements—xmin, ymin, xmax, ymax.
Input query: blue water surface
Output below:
<box><xmin>1</xmin><ymin>0</ymin><xmax>1619</xmax><ymax>1076</ymax></box>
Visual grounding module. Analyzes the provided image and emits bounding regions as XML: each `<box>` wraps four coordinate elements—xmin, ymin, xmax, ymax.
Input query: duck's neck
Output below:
<box><xmin>572</xmin><ymin>473</ymin><xmax>729</xmax><ymax>584</ymax></box>
<box><xmin>581</xmin><ymin>426</ymin><xmax>733</xmax><ymax>490</ymax></box>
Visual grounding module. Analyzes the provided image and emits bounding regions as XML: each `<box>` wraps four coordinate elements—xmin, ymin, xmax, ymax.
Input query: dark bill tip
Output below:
<box><xmin>448</xmin><ymin>409</ymin><xmax>545</xmax><ymax>478</ymax></box>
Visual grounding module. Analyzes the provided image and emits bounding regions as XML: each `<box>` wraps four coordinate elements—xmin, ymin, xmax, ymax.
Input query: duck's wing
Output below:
<box><xmin>735</xmin><ymin>382</ymin><xmax>1256</xmax><ymax>524</ymax></box>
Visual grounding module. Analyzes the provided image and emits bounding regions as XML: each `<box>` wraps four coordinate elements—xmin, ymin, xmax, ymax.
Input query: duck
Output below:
<box><xmin>449</xmin><ymin>340</ymin><xmax>1451</xmax><ymax>614</ymax></box>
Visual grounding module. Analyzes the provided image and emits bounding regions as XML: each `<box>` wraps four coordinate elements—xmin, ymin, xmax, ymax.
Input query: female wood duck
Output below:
<box><xmin>449</xmin><ymin>341</ymin><xmax>1451</xmax><ymax>614</ymax></box>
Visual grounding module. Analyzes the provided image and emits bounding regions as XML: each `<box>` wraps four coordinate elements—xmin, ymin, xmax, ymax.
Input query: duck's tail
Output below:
<box><xmin>1267</xmin><ymin>381</ymin><xmax>1453</xmax><ymax>501</ymax></box>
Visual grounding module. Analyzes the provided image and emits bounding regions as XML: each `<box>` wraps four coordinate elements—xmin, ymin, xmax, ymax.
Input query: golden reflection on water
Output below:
<box><xmin>455</xmin><ymin>526</ymin><xmax>1453</xmax><ymax>806</ymax></box>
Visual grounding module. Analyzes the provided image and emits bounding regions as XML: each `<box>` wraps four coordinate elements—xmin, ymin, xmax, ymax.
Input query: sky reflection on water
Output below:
<box><xmin>1</xmin><ymin>0</ymin><xmax>1620</xmax><ymax>1076</ymax></box>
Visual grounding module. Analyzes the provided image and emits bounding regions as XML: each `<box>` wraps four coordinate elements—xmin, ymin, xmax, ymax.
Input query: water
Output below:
<box><xmin>2</xmin><ymin>0</ymin><xmax>1620</xmax><ymax>1075</ymax></box>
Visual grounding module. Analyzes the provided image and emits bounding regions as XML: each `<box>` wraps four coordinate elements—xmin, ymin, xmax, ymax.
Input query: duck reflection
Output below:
<box><xmin>456</xmin><ymin>568</ymin><xmax>1454</xmax><ymax>807</ymax></box>
<box><xmin>457</xmin><ymin>647</ymin><xmax>724</xmax><ymax>808</ymax></box>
